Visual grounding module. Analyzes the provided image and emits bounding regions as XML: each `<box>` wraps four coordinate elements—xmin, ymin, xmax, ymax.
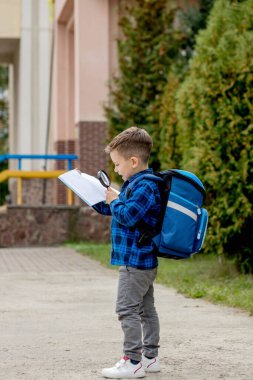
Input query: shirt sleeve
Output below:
<box><xmin>92</xmin><ymin>201</ymin><xmax>112</xmax><ymax>216</ymax></box>
<box><xmin>110</xmin><ymin>183</ymin><xmax>156</xmax><ymax>227</ymax></box>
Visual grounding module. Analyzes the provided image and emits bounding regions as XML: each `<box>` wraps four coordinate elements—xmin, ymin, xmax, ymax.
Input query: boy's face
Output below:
<box><xmin>110</xmin><ymin>150</ymin><xmax>138</xmax><ymax>181</ymax></box>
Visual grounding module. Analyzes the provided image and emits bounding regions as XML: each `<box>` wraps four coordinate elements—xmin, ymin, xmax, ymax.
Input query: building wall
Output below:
<box><xmin>0</xmin><ymin>0</ymin><xmax>54</xmax><ymax>203</ymax></box>
<box><xmin>74</xmin><ymin>0</ymin><xmax>110</xmax><ymax>177</ymax></box>
<box><xmin>0</xmin><ymin>0</ymin><xmax>20</xmax><ymax>38</ymax></box>
<box><xmin>53</xmin><ymin>0</ymin><xmax>121</xmax><ymax>202</ymax></box>
<box><xmin>74</xmin><ymin>0</ymin><xmax>109</xmax><ymax>123</ymax></box>
<box><xmin>14</xmin><ymin>0</ymin><xmax>53</xmax><ymax>171</ymax></box>
<box><xmin>0</xmin><ymin>0</ymin><xmax>20</xmax><ymax>167</ymax></box>
<box><xmin>2</xmin><ymin>0</ymin><xmax>120</xmax><ymax>176</ymax></box>
<box><xmin>1</xmin><ymin>0</ymin><xmax>120</xmax><ymax>205</ymax></box>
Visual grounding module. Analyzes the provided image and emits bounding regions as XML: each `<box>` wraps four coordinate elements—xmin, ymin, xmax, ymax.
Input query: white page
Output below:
<box><xmin>58</xmin><ymin>169</ymin><xmax>119</xmax><ymax>206</ymax></box>
<box><xmin>58</xmin><ymin>169</ymin><xmax>107</xmax><ymax>206</ymax></box>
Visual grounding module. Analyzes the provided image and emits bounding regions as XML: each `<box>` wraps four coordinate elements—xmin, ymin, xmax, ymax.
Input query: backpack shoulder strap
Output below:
<box><xmin>126</xmin><ymin>174</ymin><xmax>163</xmax><ymax>199</ymax></box>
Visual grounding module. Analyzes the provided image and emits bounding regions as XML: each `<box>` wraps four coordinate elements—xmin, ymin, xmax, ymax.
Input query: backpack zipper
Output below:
<box><xmin>161</xmin><ymin>170</ymin><xmax>206</xmax><ymax>197</ymax></box>
<box><xmin>170</xmin><ymin>191</ymin><xmax>200</xmax><ymax>209</ymax></box>
<box><xmin>197</xmin><ymin>211</ymin><xmax>206</xmax><ymax>240</ymax></box>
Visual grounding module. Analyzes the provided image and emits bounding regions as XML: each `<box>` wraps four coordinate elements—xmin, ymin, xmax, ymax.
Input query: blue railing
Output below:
<box><xmin>0</xmin><ymin>154</ymin><xmax>78</xmax><ymax>170</ymax></box>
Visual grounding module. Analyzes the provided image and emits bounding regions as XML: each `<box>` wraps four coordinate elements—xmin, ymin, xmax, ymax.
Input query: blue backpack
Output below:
<box><xmin>128</xmin><ymin>170</ymin><xmax>208</xmax><ymax>259</ymax></box>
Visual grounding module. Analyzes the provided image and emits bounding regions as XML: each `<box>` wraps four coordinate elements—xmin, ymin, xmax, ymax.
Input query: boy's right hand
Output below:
<box><xmin>106</xmin><ymin>187</ymin><xmax>119</xmax><ymax>205</ymax></box>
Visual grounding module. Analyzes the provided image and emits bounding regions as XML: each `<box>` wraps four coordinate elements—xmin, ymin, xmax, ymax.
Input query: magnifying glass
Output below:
<box><xmin>97</xmin><ymin>170</ymin><xmax>111</xmax><ymax>188</ymax></box>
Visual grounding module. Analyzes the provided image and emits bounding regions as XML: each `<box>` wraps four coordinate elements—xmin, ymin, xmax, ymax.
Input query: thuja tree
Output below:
<box><xmin>105</xmin><ymin>0</ymin><xmax>182</xmax><ymax>170</ymax></box>
<box><xmin>159</xmin><ymin>0</ymin><xmax>214</xmax><ymax>169</ymax></box>
<box><xmin>0</xmin><ymin>65</ymin><xmax>8</xmax><ymax>154</ymax></box>
<box><xmin>176</xmin><ymin>0</ymin><xmax>253</xmax><ymax>272</ymax></box>
<box><xmin>0</xmin><ymin>65</ymin><xmax>9</xmax><ymax>205</ymax></box>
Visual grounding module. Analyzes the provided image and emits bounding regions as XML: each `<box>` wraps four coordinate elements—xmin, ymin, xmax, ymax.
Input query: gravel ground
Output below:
<box><xmin>0</xmin><ymin>247</ymin><xmax>252</xmax><ymax>380</ymax></box>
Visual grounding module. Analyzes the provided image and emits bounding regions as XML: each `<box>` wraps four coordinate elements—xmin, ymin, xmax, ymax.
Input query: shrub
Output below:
<box><xmin>174</xmin><ymin>0</ymin><xmax>253</xmax><ymax>272</ymax></box>
<box><xmin>0</xmin><ymin>65</ymin><xmax>8</xmax><ymax>154</ymax></box>
<box><xmin>159</xmin><ymin>0</ymin><xmax>214</xmax><ymax>169</ymax></box>
<box><xmin>0</xmin><ymin>66</ymin><xmax>9</xmax><ymax>206</ymax></box>
<box><xmin>105</xmin><ymin>0</ymin><xmax>182</xmax><ymax>171</ymax></box>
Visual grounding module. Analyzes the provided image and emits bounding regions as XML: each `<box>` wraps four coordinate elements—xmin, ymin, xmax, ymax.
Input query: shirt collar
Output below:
<box><xmin>127</xmin><ymin>168</ymin><xmax>153</xmax><ymax>184</ymax></box>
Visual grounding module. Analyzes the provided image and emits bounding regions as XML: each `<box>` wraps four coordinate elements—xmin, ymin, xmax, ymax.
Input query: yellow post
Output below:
<box><xmin>17</xmin><ymin>177</ymin><xmax>22</xmax><ymax>205</ymax></box>
<box><xmin>67</xmin><ymin>189</ymin><xmax>73</xmax><ymax>205</ymax></box>
<box><xmin>48</xmin><ymin>0</ymin><xmax>54</xmax><ymax>22</ymax></box>
<box><xmin>0</xmin><ymin>170</ymin><xmax>69</xmax><ymax>205</ymax></box>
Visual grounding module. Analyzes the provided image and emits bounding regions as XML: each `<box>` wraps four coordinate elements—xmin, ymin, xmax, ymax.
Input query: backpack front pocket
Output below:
<box><xmin>160</xmin><ymin>195</ymin><xmax>198</xmax><ymax>253</ymax></box>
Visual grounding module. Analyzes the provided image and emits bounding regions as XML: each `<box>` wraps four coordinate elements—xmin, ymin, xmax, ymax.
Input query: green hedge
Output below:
<box><xmin>0</xmin><ymin>65</ymin><xmax>8</xmax><ymax>155</ymax></box>
<box><xmin>168</xmin><ymin>0</ymin><xmax>253</xmax><ymax>272</ymax></box>
<box><xmin>159</xmin><ymin>0</ymin><xmax>214</xmax><ymax>169</ymax></box>
<box><xmin>106</xmin><ymin>1</ymin><xmax>213</xmax><ymax>172</ymax></box>
<box><xmin>0</xmin><ymin>66</ymin><xmax>9</xmax><ymax>206</ymax></box>
<box><xmin>105</xmin><ymin>0</ymin><xmax>182</xmax><ymax>170</ymax></box>
<box><xmin>105</xmin><ymin>0</ymin><xmax>253</xmax><ymax>271</ymax></box>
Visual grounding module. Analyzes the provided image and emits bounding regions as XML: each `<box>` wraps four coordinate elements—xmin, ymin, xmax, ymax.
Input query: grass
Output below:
<box><xmin>66</xmin><ymin>242</ymin><xmax>253</xmax><ymax>315</ymax></box>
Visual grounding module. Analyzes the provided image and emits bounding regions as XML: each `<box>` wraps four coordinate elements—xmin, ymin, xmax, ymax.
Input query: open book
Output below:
<box><xmin>58</xmin><ymin>169</ymin><xmax>119</xmax><ymax>206</ymax></box>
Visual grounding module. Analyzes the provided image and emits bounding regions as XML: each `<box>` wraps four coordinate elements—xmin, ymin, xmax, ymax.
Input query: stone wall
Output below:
<box><xmin>0</xmin><ymin>205</ymin><xmax>111</xmax><ymax>247</ymax></box>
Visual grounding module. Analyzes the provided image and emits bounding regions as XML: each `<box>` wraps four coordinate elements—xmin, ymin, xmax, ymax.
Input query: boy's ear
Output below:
<box><xmin>130</xmin><ymin>156</ymin><xmax>139</xmax><ymax>168</ymax></box>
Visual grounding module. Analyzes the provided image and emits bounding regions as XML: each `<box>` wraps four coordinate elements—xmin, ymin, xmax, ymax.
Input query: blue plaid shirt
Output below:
<box><xmin>93</xmin><ymin>169</ymin><xmax>161</xmax><ymax>269</ymax></box>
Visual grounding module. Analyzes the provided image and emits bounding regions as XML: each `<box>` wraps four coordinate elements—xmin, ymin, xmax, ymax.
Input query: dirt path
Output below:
<box><xmin>0</xmin><ymin>247</ymin><xmax>252</xmax><ymax>380</ymax></box>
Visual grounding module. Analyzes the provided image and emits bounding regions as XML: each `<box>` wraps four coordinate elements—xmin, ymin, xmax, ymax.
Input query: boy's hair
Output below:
<box><xmin>105</xmin><ymin>127</ymin><xmax>153</xmax><ymax>163</ymax></box>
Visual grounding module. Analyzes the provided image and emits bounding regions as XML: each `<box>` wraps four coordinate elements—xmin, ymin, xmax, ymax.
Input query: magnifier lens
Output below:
<box><xmin>103</xmin><ymin>175</ymin><xmax>110</xmax><ymax>187</ymax></box>
<box><xmin>97</xmin><ymin>170</ymin><xmax>111</xmax><ymax>188</ymax></box>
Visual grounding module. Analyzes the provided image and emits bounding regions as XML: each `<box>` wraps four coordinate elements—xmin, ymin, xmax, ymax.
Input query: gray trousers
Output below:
<box><xmin>116</xmin><ymin>266</ymin><xmax>160</xmax><ymax>362</ymax></box>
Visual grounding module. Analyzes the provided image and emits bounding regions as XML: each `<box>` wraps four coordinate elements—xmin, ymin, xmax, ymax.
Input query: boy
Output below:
<box><xmin>93</xmin><ymin>127</ymin><xmax>161</xmax><ymax>379</ymax></box>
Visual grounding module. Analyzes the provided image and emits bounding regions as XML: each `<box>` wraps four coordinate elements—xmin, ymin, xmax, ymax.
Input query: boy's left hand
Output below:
<box><xmin>106</xmin><ymin>187</ymin><xmax>119</xmax><ymax>205</ymax></box>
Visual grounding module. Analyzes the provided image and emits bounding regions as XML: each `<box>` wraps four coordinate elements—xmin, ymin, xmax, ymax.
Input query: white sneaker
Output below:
<box><xmin>101</xmin><ymin>356</ymin><xmax>145</xmax><ymax>379</ymax></box>
<box><xmin>141</xmin><ymin>354</ymin><xmax>160</xmax><ymax>373</ymax></box>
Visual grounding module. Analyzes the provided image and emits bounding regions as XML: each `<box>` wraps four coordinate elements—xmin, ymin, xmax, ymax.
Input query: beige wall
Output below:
<box><xmin>53</xmin><ymin>0</ymin><xmax>119</xmax><ymax>141</ymax></box>
<box><xmin>0</xmin><ymin>0</ymin><xmax>21</xmax><ymax>38</ymax></box>
<box><xmin>0</xmin><ymin>0</ymin><xmax>53</xmax><ymax>178</ymax></box>
<box><xmin>53</xmin><ymin>0</ymin><xmax>120</xmax><ymax>179</ymax></box>
<box><xmin>54</xmin><ymin>0</ymin><xmax>75</xmax><ymax>141</ymax></box>
<box><xmin>74</xmin><ymin>0</ymin><xmax>109</xmax><ymax>123</ymax></box>
<box><xmin>55</xmin><ymin>0</ymin><xmax>73</xmax><ymax>22</ymax></box>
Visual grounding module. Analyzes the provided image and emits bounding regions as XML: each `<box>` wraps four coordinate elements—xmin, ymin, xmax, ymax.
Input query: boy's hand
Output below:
<box><xmin>106</xmin><ymin>187</ymin><xmax>119</xmax><ymax>205</ymax></box>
